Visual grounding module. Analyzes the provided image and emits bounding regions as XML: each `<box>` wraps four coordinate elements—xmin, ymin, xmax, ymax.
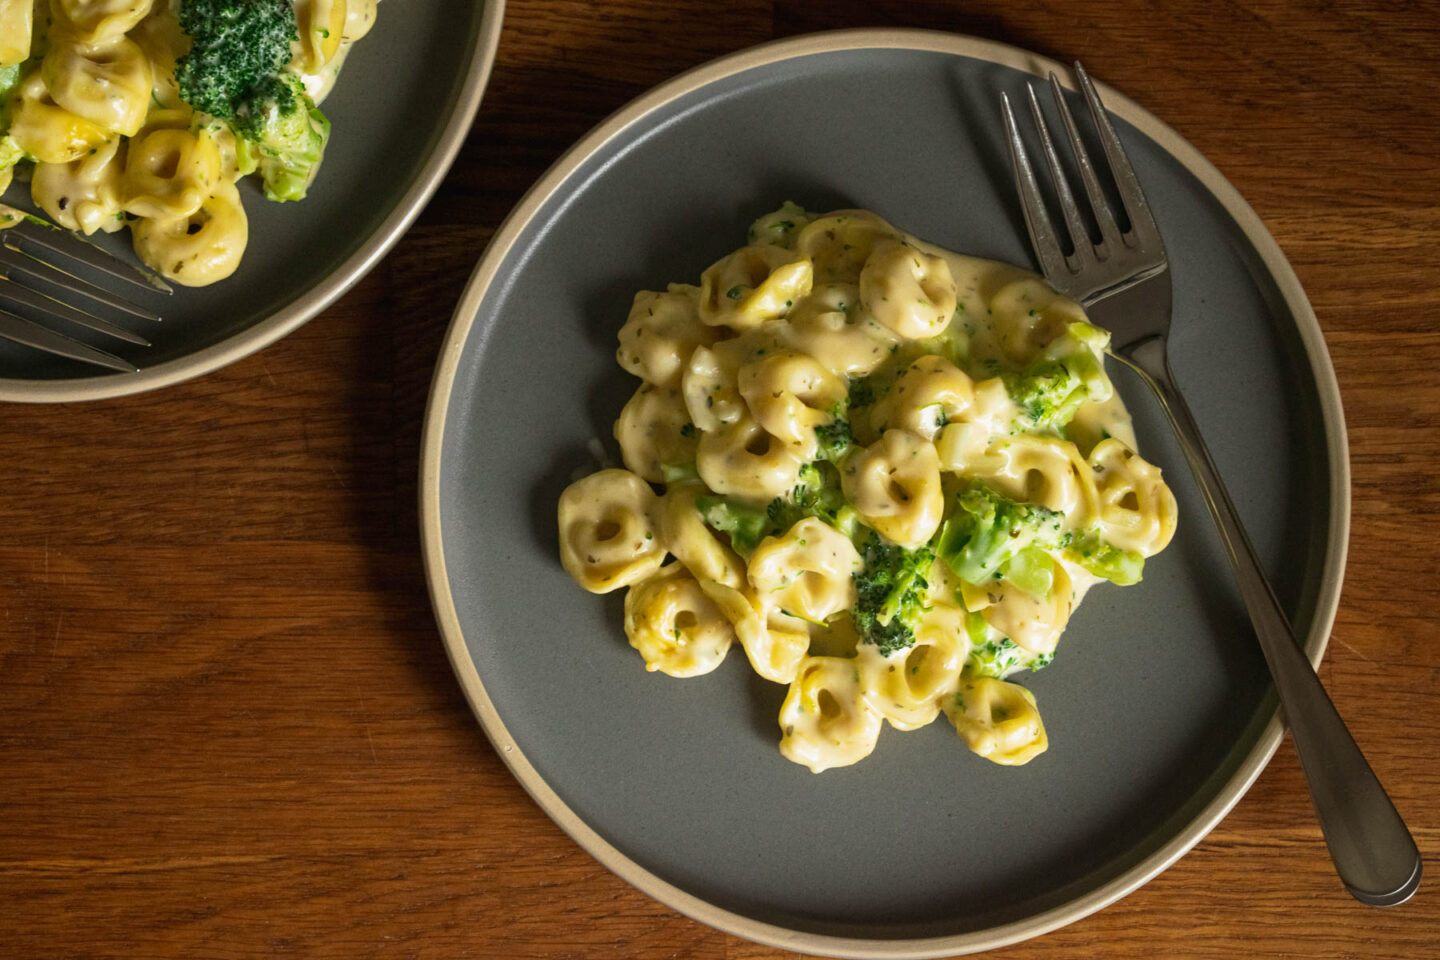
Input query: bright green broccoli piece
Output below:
<box><xmin>0</xmin><ymin>62</ymin><xmax>20</xmax><ymax>101</ymax></box>
<box><xmin>851</xmin><ymin>535</ymin><xmax>935</xmax><ymax>655</ymax></box>
<box><xmin>1003</xmin><ymin>321</ymin><xmax>1113</xmax><ymax>431</ymax></box>
<box><xmin>0</xmin><ymin>136</ymin><xmax>23</xmax><ymax>183</ymax></box>
<box><xmin>846</xmin><ymin>376</ymin><xmax>876</xmax><ymax>411</ymax></box>
<box><xmin>233</xmin><ymin>73</ymin><xmax>330</xmax><ymax>202</ymax></box>
<box><xmin>998</xmin><ymin>545</ymin><xmax>1056</xmax><ymax>598</ymax></box>
<box><xmin>1065</xmin><ymin>529</ymin><xmax>1145</xmax><ymax>586</ymax></box>
<box><xmin>695</xmin><ymin>495</ymin><xmax>770</xmax><ymax>558</ymax></box>
<box><xmin>935</xmin><ymin>484</ymin><xmax>1065</xmax><ymax>586</ymax></box>
<box><xmin>968</xmin><ymin>637</ymin><xmax>1027</xmax><ymax>678</ymax></box>
<box><xmin>175</xmin><ymin>0</ymin><xmax>298</xmax><ymax>120</ymax></box>
<box><xmin>813</xmin><ymin>404</ymin><xmax>853</xmax><ymax>462</ymax></box>
<box><xmin>0</xmin><ymin>64</ymin><xmax>21</xmax><ymax>136</ymax></box>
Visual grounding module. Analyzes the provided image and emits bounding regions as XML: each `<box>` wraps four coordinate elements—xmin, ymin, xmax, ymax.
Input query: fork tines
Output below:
<box><xmin>0</xmin><ymin>217</ymin><xmax>172</xmax><ymax>373</ymax></box>
<box><xmin>1001</xmin><ymin>62</ymin><xmax>1166</xmax><ymax>303</ymax></box>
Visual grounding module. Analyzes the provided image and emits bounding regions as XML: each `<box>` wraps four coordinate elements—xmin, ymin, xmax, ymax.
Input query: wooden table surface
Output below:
<box><xmin>3</xmin><ymin>1</ymin><xmax>1437</xmax><ymax>957</ymax></box>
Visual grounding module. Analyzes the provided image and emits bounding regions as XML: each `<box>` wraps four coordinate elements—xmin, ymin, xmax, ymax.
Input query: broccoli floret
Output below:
<box><xmin>968</xmin><ymin>637</ymin><xmax>1027</xmax><ymax>678</ymax></box>
<box><xmin>1003</xmin><ymin>321</ymin><xmax>1113</xmax><ymax>431</ymax></box>
<box><xmin>847</xmin><ymin>376</ymin><xmax>876</xmax><ymax>410</ymax></box>
<box><xmin>697</xmin><ymin>463</ymin><xmax>857</xmax><ymax>559</ymax></box>
<box><xmin>851</xmin><ymin>535</ymin><xmax>935</xmax><ymax>655</ymax></box>
<box><xmin>813</xmin><ymin>404</ymin><xmax>853</xmax><ymax>462</ymax></box>
<box><xmin>767</xmin><ymin>462</ymin><xmax>856</xmax><ymax>537</ymax></box>
<box><xmin>1065</xmin><ymin>529</ymin><xmax>1145</xmax><ymax>585</ymax></box>
<box><xmin>935</xmin><ymin>484</ymin><xmax>1064</xmax><ymax>586</ymax></box>
<box><xmin>695</xmin><ymin>495</ymin><xmax>770</xmax><ymax>558</ymax></box>
<box><xmin>0</xmin><ymin>63</ymin><xmax>21</xmax><ymax>136</ymax></box>
<box><xmin>175</xmin><ymin>0</ymin><xmax>298</xmax><ymax>120</ymax></box>
<box><xmin>232</xmin><ymin>72</ymin><xmax>330</xmax><ymax>202</ymax></box>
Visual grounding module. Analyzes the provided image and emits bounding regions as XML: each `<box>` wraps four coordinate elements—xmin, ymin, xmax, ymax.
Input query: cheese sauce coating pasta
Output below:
<box><xmin>0</xmin><ymin>0</ymin><xmax>379</xmax><ymax>286</ymax></box>
<box><xmin>557</xmin><ymin>204</ymin><xmax>1178</xmax><ymax>772</ymax></box>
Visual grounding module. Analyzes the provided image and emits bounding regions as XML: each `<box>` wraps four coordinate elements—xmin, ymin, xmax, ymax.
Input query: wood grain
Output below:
<box><xmin>1</xmin><ymin>1</ymin><xmax>1437</xmax><ymax>957</ymax></box>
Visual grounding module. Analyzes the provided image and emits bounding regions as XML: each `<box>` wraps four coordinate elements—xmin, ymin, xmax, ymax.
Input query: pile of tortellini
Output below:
<box><xmin>0</xmin><ymin>0</ymin><xmax>376</xmax><ymax>286</ymax></box>
<box><xmin>557</xmin><ymin>204</ymin><xmax>1177</xmax><ymax>772</ymax></box>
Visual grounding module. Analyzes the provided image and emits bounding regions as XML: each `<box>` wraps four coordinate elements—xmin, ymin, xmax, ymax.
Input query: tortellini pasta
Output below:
<box><xmin>0</xmin><ymin>0</ymin><xmax>380</xmax><ymax>286</ymax></box>
<box><xmin>624</xmin><ymin>564</ymin><xmax>734</xmax><ymax>678</ymax></box>
<box><xmin>558</xmin><ymin>204</ymin><xmax>1178</xmax><ymax>772</ymax></box>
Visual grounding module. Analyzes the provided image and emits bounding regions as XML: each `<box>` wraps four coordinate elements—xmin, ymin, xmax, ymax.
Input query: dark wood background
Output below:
<box><xmin>2</xmin><ymin>1</ymin><xmax>1437</xmax><ymax>957</ymax></box>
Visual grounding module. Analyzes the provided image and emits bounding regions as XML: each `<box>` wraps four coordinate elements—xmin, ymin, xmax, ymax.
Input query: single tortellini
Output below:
<box><xmin>794</xmin><ymin>210</ymin><xmax>897</xmax><ymax>284</ymax></box>
<box><xmin>51</xmin><ymin>0</ymin><xmax>152</xmax><ymax>42</ymax></box>
<box><xmin>780</xmin><ymin>282</ymin><xmax>897</xmax><ymax>377</ymax></box>
<box><xmin>737</xmin><ymin>350</ymin><xmax>846</xmax><ymax>458</ymax></box>
<box><xmin>934</xmin><ymin>377</ymin><xmax>1017</xmax><ymax>474</ymax></box>
<box><xmin>122</xmin><ymin>120</ymin><xmax>222</xmax><ymax>220</ymax></box>
<box><xmin>6</xmin><ymin>70</ymin><xmax>110</xmax><ymax>164</ymax></box>
<box><xmin>779</xmin><ymin>656</ymin><xmax>884</xmax><ymax>772</ymax></box>
<box><xmin>747</xmin><ymin>517</ymin><xmax>862</xmax><ymax>625</ymax></box>
<box><xmin>614</xmin><ymin>383</ymin><xmax>698</xmax><ymax>484</ymax></box>
<box><xmin>858</xmin><ymin>603</ymin><xmax>969</xmax><ymax>731</ymax></box>
<box><xmin>977</xmin><ymin>435</ymin><xmax>1099</xmax><ymax>526</ymax></box>
<box><xmin>1089</xmin><ymin>437</ymin><xmax>1178</xmax><ymax>557</ymax></box>
<box><xmin>556</xmin><ymin>469</ymin><xmax>665</xmax><ymax>594</ymax></box>
<box><xmin>624</xmin><ymin>564</ymin><xmax>734</xmax><ymax>678</ymax></box>
<box><xmin>129</xmin><ymin>5</ymin><xmax>188</xmax><ymax>111</ymax></box>
<box><xmin>698</xmin><ymin>578</ymin><xmax>808</xmax><ymax>684</ymax></box>
<box><xmin>616</xmin><ymin>284</ymin><xmax>714</xmax><ymax>388</ymax></box>
<box><xmin>0</xmin><ymin>0</ymin><xmax>34</xmax><ymax>66</ymax></box>
<box><xmin>656</xmin><ymin>482</ymin><xmax>746</xmax><ymax>589</ymax></box>
<box><xmin>975</xmin><ymin>560</ymin><xmax>1074</xmax><ymax>656</ymax></box>
<box><xmin>42</xmin><ymin>34</ymin><xmax>153</xmax><ymax>136</ymax></box>
<box><xmin>944</xmin><ymin>675</ymin><xmax>1048</xmax><ymax>765</ymax></box>
<box><xmin>987</xmin><ymin>276</ymin><xmax>1089</xmax><ymax>366</ymax></box>
<box><xmin>869</xmin><ymin>355</ymin><xmax>976</xmax><ymax>441</ymax></box>
<box><xmin>698</xmin><ymin>244</ymin><xmax>812</xmax><ymax>331</ymax></box>
<box><xmin>31</xmin><ymin>135</ymin><xmax>126</xmax><ymax>234</ymax></box>
<box><xmin>343</xmin><ymin>0</ymin><xmax>378</xmax><ymax>43</ymax></box>
<box><xmin>859</xmin><ymin>239</ymin><xmax>958</xmax><ymax>340</ymax></box>
<box><xmin>681</xmin><ymin>344</ymin><xmax>744</xmax><ymax>433</ymax></box>
<box><xmin>840</xmin><ymin>430</ymin><xmax>944</xmax><ymax>549</ymax></box>
<box><xmin>131</xmin><ymin>177</ymin><xmax>247</xmax><ymax>285</ymax></box>
<box><xmin>292</xmin><ymin>0</ymin><xmax>347</xmax><ymax>73</ymax></box>
<box><xmin>696</xmin><ymin>415</ymin><xmax>806</xmax><ymax>504</ymax></box>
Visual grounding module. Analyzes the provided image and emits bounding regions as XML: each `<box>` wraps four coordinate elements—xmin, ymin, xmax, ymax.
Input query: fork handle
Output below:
<box><xmin>1116</xmin><ymin>336</ymin><xmax>1421</xmax><ymax>907</ymax></box>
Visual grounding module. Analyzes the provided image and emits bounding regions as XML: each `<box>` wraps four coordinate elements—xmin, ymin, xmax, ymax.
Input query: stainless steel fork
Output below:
<box><xmin>1001</xmin><ymin>63</ymin><xmax>1420</xmax><ymax>906</ymax></box>
<box><xmin>0</xmin><ymin>212</ymin><xmax>171</xmax><ymax>373</ymax></box>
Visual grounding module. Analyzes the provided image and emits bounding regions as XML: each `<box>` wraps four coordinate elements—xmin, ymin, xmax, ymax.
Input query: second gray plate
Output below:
<box><xmin>421</xmin><ymin>29</ymin><xmax>1347</xmax><ymax>959</ymax></box>
<box><xmin>0</xmin><ymin>0</ymin><xmax>504</xmax><ymax>401</ymax></box>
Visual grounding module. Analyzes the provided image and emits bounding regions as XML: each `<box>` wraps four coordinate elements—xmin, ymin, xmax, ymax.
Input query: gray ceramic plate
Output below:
<box><xmin>421</xmin><ymin>29</ymin><xmax>1347</xmax><ymax>959</ymax></box>
<box><xmin>0</xmin><ymin>0</ymin><xmax>504</xmax><ymax>402</ymax></box>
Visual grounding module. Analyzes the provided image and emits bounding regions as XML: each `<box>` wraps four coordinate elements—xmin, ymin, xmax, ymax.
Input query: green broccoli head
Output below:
<box><xmin>697</xmin><ymin>462</ymin><xmax>856</xmax><ymax>559</ymax></box>
<box><xmin>813</xmin><ymin>406</ymin><xmax>853</xmax><ymax>462</ymax></box>
<box><xmin>233</xmin><ymin>73</ymin><xmax>330</xmax><ymax>202</ymax></box>
<box><xmin>1003</xmin><ymin>321</ymin><xmax>1113</xmax><ymax>431</ymax></box>
<box><xmin>175</xmin><ymin>0</ymin><xmax>298</xmax><ymax>120</ymax></box>
<box><xmin>851</xmin><ymin>534</ymin><xmax>935</xmax><ymax>655</ymax></box>
<box><xmin>935</xmin><ymin>484</ymin><xmax>1065</xmax><ymax>586</ymax></box>
<box><xmin>695</xmin><ymin>495</ymin><xmax>770</xmax><ymax>558</ymax></box>
<box><xmin>1065</xmin><ymin>529</ymin><xmax>1145</xmax><ymax>586</ymax></box>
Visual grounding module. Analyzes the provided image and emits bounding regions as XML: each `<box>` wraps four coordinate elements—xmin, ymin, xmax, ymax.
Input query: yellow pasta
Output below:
<box><xmin>558</xmin><ymin>204</ymin><xmax>1179</xmax><ymax>772</ymax></box>
<box><xmin>0</xmin><ymin>0</ymin><xmax>380</xmax><ymax>285</ymax></box>
<box><xmin>624</xmin><ymin>564</ymin><xmax>734</xmax><ymax>678</ymax></box>
<box><xmin>557</xmin><ymin>469</ymin><xmax>665</xmax><ymax>594</ymax></box>
<box><xmin>779</xmin><ymin>656</ymin><xmax>884</xmax><ymax>772</ymax></box>
<box><xmin>130</xmin><ymin>176</ymin><xmax>248</xmax><ymax>284</ymax></box>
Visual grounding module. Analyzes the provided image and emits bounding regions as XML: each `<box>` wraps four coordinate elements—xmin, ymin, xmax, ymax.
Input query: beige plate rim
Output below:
<box><xmin>0</xmin><ymin>0</ymin><xmax>507</xmax><ymax>404</ymax></box>
<box><xmin>419</xmin><ymin>27</ymin><xmax>1349</xmax><ymax>959</ymax></box>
